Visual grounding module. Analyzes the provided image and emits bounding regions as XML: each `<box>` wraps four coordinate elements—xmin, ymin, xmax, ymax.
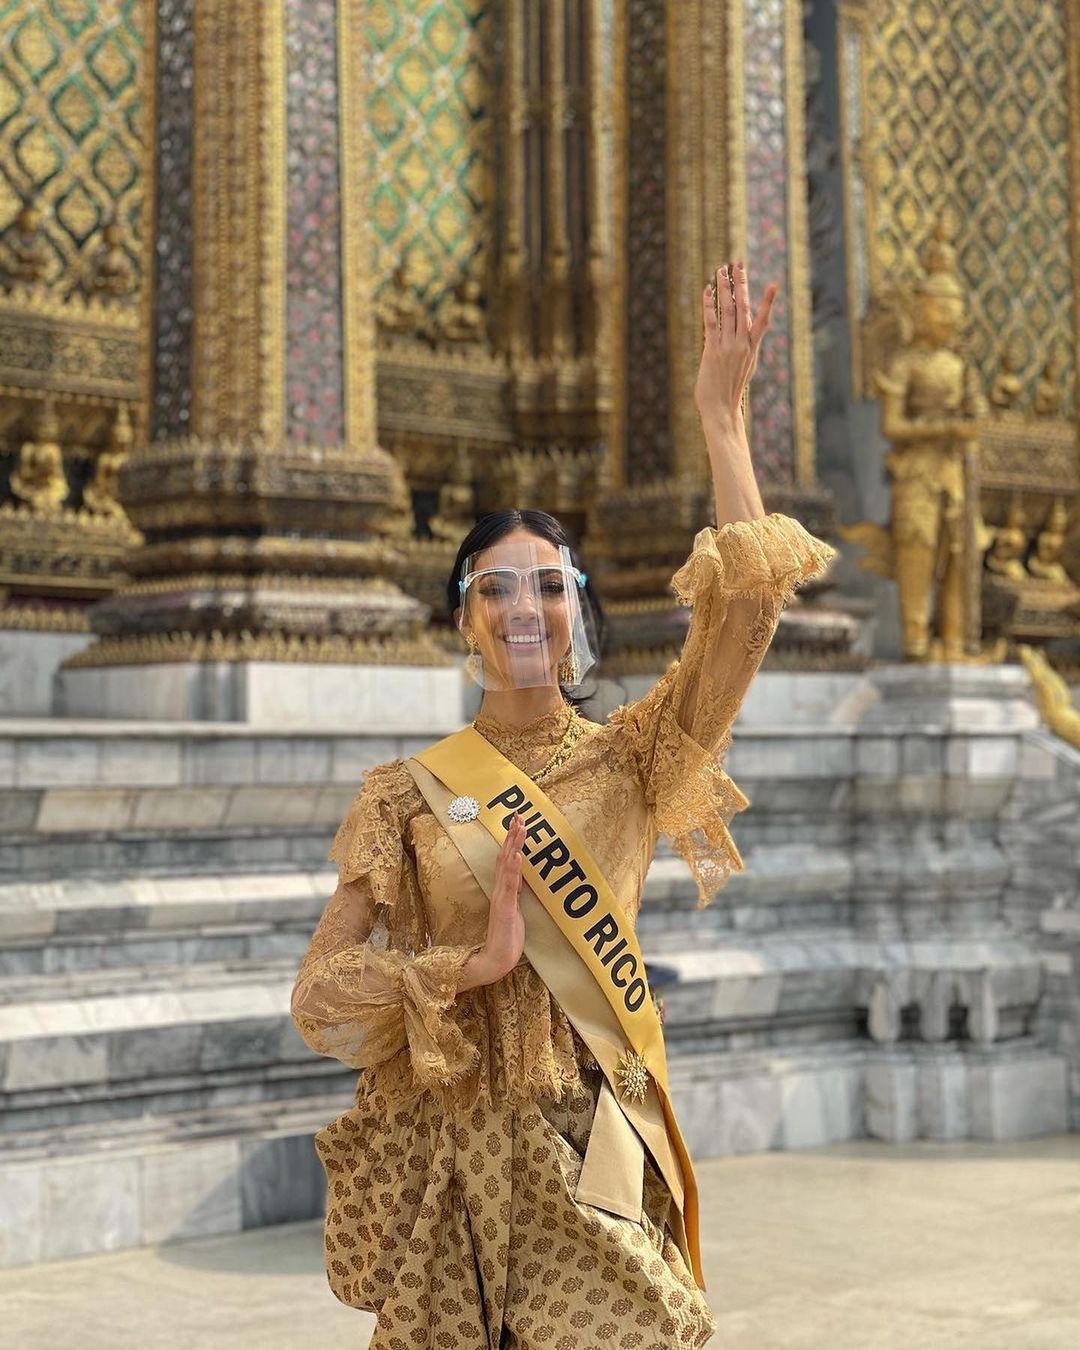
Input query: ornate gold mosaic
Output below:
<box><xmin>367</xmin><ymin>0</ymin><xmax>492</xmax><ymax>311</ymax></box>
<box><xmin>0</xmin><ymin>0</ymin><xmax>145</xmax><ymax>296</ymax></box>
<box><xmin>841</xmin><ymin>0</ymin><xmax>1076</xmax><ymax>413</ymax></box>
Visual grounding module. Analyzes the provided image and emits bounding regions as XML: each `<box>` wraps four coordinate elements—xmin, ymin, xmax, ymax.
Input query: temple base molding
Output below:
<box><xmin>55</xmin><ymin>660</ymin><xmax>465</xmax><ymax>731</ymax></box>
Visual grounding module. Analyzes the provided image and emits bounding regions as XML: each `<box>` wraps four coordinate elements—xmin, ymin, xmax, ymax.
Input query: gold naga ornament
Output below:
<box><xmin>1018</xmin><ymin>645</ymin><xmax>1080</xmax><ymax>751</ymax></box>
<box><xmin>840</xmin><ymin>224</ymin><xmax>992</xmax><ymax>663</ymax></box>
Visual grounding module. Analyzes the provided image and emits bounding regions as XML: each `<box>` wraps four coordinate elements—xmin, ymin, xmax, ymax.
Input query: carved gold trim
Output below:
<box><xmin>600</xmin><ymin>646</ymin><xmax>682</xmax><ymax>677</ymax></box>
<box><xmin>727</xmin><ymin>0</ymin><xmax>748</xmax><ymax>277</ymax></box>
<box><xmin>191</xmin><ymin>0</ymin><xmax>286</xmax><ymax>442</ymax></box>
<box><xmin>127</xmin><ymin>536</ymin><xmax>402</xmax><ymax>577</ymax></box>
<box><xmin>541</xmin><ymin>0</ymin><xmax>571</xmax><ymax>363</ymax></box>
<box><xmin>784</xmin><ymin>0</ymin><xmax>817</xmax><ymax>486</ymax></box>
<box><xmin>1068</xmin><ymin>0</ymin><xmax>1080</xmax><ymax>396</ymax></box>
<box><xmin>101</xmin><ymin>572</ymin><xmax>404</xmax><ymax>597</ymax></box>
<box><xmin>609</xmin><ymin>0</ymin><xmax>628</xmax><ymax>490</ymax></box>
<box><xmin>496</xmin><ymin>0</ymin><xmax>527</xmax><ymax>363</ymax></box>
<box><xmin>140</xmin><ymin>0</ymin><xmax>159</xmax><ymax>441</ymax></box>
<box><xmin>339</xmin><ymin>0</ymin><xmax>375</xmax><ymax>450</ymax></box>
<box><xmin>61</xmin><ymin>630</ymin><xmax>455</xmax><ymax>669</ymax></box>
<box><xmin>0</xmin><ymin>277</ymin><xmax>142</xmax><ymax>411</ymax></box>
<box><xmin>977</xmin><ymin>418</ymin><xmax>1080</xmax><ymax>493</ymax></box>
<box><xmin>837</xmin><ymin>1</ymin><xmax>874</xmax><ymax>399</ymax></box>
<box><xmin>666</xmin><ymin>0</ymin><xmax>733</xmax><ymax>482</ymax></box>
<box><xmin>0</xmin><ymin>605</ymin><xmax>92</xmax><ymax>634</ymax></box>
<box><xmin>263</xmin><ymin>0</ymin><xmax>287</xmax><ymax>445</ymax></box>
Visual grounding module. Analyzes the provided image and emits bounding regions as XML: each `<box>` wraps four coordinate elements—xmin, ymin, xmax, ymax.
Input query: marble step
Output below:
<box><xmin>0</xmin><ymin>974</ymin><xmax>307</xmax><ymax>1107</ymax></box>
<box><xmin>0</xmin><ymin>953</ymin><xmax>302</xmax><ymax>1004</ymax></box>
<box><xmin>0</xmin><ymin>849</ymin><xmax>828</xmax><ymax>980</ymax></box>
<box><xmin>0</xmin><ymin>870</ymin><xmax>338</xmax><ymax>945</ymax></box>
<box><xmin>0</xmin><ymin>720</ymin><xmax>429</xmax><ymax>880</ymax></box>
<box><xmin>0</xmin><ymin>1091</ymin><xmax>344</xmax><ymax>1267</ymax></box>
<box><xmin>1</xmin><ymin>1036</ymin><xmax>1068</xmax><ymax>1270</ymax></box>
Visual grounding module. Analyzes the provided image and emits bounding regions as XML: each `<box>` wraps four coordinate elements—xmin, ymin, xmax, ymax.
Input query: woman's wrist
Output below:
<box><xmin>458</xmin><ymin>946</ymin><xmax>497</xmax><ymax>992</ymax></box>
<box><xmin>700</xmin><ymin>406</ymin><xmax>748</xmax><ymax>450</ymax></box>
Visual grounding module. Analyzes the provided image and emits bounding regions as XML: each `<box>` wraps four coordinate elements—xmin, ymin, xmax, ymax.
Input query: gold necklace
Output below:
<box><xmin>534</xmin><ymin>703</ymin><xmax>585</xmax><ymax>782</ymax></box>
<box><xmin>474</xmin><ymin>702</ymin><xmax>585</xmax><ymax>782</ymax></box>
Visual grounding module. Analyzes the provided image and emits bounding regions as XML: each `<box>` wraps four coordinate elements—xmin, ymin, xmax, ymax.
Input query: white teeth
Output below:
<box><xmin>503</xmin><ymin>634</ymin><xmax>543</xmax><ymax>645</ymax></box>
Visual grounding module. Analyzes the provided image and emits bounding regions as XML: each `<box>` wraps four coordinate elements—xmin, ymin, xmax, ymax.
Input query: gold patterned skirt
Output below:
<box><xmin>315</xmin><ymin>1061</ymin><xmax>717</xmax><ymax>1349</ymax></box>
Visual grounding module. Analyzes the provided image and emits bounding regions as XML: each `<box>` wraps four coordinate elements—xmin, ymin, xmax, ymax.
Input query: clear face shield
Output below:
<box><xmin>456</xmin><ymin>538</ymin><xmax>598</xmax><ymax>691</ymax></box>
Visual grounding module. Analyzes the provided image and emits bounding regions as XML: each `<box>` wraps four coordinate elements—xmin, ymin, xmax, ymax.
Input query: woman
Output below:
<box><xmin>291</xmin><ymin>264</ymin><xmax>836</xmax><ymax>1348</ymax></box>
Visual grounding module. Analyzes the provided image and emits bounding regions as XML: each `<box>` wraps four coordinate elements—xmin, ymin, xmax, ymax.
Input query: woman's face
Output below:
<box><xmin>454</xmin><ymin>529</ymin><xmax>575</xmax><ymax>691</ymax></box>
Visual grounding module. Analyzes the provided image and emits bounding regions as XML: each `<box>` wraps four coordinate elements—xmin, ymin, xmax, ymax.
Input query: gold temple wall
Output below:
<box><xmin>839</xmin><ymin>0</ymin><xmax>1079</xmax><ymax>414</ymax></box>
<box><xmin>0</xmin><ymin>1</ymin><xmax>148</xmax><ymax>299</ymax></box>
<box><xmin>0</xmin><ymin>0</ymin><xmax>153</xmax><ymax>618</ymax></box>
<box><xmin>0</xmin><ymin>0</ymin><xmax>152</xmax><ymax>428</ymax></box>
<box><xmin>367</xmin><ymin>0</ymin><xmax>493</xmax><ymax>311</ymax></box>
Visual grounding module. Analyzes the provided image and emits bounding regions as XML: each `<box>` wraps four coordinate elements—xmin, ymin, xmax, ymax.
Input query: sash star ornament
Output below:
<box><xmin>614</xmin><ymin>1048</ymin><xmax>650</xmax><ymax>1106</ymax></box>
<box><xmin>447</xmin><ymin>794</ymin><xmax>481</xmax><ymax>824</ymax></box>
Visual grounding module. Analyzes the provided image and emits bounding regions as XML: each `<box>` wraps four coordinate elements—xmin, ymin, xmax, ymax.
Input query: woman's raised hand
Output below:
<box><xmin>460</xmin><ymin>811</ymin><xmax>527</xmax><ymax>990</ymax></box>
<box><xmin>695</xmin><ymin>261</ymin><xmax>778</xmax><ymax>426</ymax></box>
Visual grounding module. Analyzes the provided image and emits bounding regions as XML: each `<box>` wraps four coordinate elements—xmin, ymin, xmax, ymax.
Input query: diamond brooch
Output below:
<box><xmin>447</xmin><ymin>794</ymin><xmax>481</xmax><ymax>824</ymax></box>
<box><xmin>613</xmin><ymin>1048</ymin><xmax>650</xmax><ymax>1106</ymax></box>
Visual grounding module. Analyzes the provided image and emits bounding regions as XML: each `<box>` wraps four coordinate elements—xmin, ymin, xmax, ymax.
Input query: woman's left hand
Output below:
<box><xmin>694</xmin><ymin>261</ymin><xmax>778</xmax><ymax>426</ymax></box>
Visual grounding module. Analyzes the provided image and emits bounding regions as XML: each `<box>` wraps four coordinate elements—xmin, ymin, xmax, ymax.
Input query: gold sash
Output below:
<box><xmin>406</xmin><ymin>726</ymin><xmax>705</xmax><ymax>1291</ymax></box>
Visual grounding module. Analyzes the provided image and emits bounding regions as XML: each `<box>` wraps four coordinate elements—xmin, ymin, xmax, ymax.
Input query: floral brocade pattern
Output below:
<box><xmin>291</xmin><ymin>512</ymin><xmax>836</xmax><ymax>1344</ymax></box>
<box><xmin>318</xmin><ymin>1071</ymin><xmax>716</xmax><ymax>1349</ymax></box>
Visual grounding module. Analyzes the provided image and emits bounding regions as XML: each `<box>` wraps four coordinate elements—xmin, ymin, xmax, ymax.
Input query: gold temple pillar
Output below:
<box><xmin>591</xmin><ymin>0</ymin><xmax>846</xmax><ymax>677</ymax></box>
<box><xmin>58</xmin><ymin>0</ymin><xmax>452</xmax><ymax>724</ymax></box>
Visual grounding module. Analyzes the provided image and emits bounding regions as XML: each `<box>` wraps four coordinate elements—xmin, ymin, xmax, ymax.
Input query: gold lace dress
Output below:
<box><xmin>290</xmin><ymin>513</ymin><xmax>835</xmax><ymax>1349</ymax></box>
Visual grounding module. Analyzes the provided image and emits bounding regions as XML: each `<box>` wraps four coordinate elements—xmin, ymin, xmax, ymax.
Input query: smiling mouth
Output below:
<box><xmin>501</xmin><ymin>632</ymin><xmax>546</xmax><ymax>646</ymax></box>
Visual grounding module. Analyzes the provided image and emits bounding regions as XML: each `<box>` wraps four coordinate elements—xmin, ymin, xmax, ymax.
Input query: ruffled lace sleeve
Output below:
<box><xmin>290</xmin><ymin>760</ymin><xmax>485</xmax><ymax>1090</ymax></box>
<box><xmin>608</xmin><ymin>513</ymin><xmax>836</xmax><ymax>907</ymax></box>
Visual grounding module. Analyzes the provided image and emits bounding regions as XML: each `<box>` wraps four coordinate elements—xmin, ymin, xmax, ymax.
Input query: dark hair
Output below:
<box><xmin>446</xmin><ymin>509</ymin><xmax>607</xmax><ymax>707</ymax></box>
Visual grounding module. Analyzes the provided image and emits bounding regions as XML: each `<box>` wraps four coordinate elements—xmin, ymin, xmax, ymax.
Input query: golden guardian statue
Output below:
<box><xmin>842</xmin><ymin>226</ymin><xmax>989</xmax><ymax>661</ymax></box>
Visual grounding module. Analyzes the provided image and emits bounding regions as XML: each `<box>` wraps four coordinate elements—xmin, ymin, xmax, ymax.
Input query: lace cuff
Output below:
<box><xmin>650</xmin><ymin>703</ymin><xmax>750</xmax><ymax>908</ymax></box>
<box><xmin>672</xmin><ymin>511</ymin><xmax>836</xmax><ymax>607</ymax></box>
<box><xmin>292</xmin><ymin>938</ymin><xmax>487</xmax><ymax>1087</ymax></box>
<box><xmin>402</xmin><ymin>941</ymin><xmax>487</xmax><ymax>1091</ymax></box>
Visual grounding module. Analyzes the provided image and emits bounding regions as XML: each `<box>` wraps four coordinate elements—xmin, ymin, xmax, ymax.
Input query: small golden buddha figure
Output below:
<box><xmin>83</xmin><ymin>406</ymin><xmax>133</xmax><ymax>517</ymax></box>
<box><xmin>436</xmin><ymin>275</ymin><xmax>485</xmax><ymax>344</ymax></box>
<box><xmin>1028</xmin><ymin>497</ymin><xmax>1071</xmax><ymax>586</ymax></box>
<box><xmin>10</xmin><ymin>400</ymin><xmax>69</xmax><ymax>514</ymax></box>
<box><xmin>989</xmin><ymin>348</ymin><xmax>1023</xmax><ymax>412</ymax></box>
<box><xmin>986</xmin><ymin>495</ymin><xmax>1029</xmax><ymax>583</ymax></box>
<box><xmin>862</xmin><ymin>225</ymin><xmax>986</xmax><ymax>662</ymax></box>
<box><xmin>90</xmin><ymin>218</ymin><xmax>134</xmax><ymax>298</ymax></box>
<box><xmin>6</xmin><ymin>202</ymin><xmax>48</xmax><ymax>286</ymax></box>
<box><xmin>429</xmin><ymin>444</ymin><xmax>475</xmax><ymax>542</ymax></box>
<box><xmin>375</xmin><ymin>257</ymin><xmax>428</xmax><ymax>338</ymax></box>
<box><xmin>1034</xmin><ymin>350</ymin><xmax>1065</xmax><ymax>417</ymax></box>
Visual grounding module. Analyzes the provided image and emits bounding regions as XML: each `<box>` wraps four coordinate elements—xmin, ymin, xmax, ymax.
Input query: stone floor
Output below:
<box><xmin>2</xmin><ymin>1135</ymin><xmax>1078</xmax><ymax>1349</ymax></box>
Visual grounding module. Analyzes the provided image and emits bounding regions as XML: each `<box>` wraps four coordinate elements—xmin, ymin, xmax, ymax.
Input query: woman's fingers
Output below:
<box><xmin>496</xmin><ymin>814</ymin><xmax>525</xmax><ymax>895</ymax></box>
<box><xmin>751</xmin><ymin>283</ymin><xmax>778</xmax><ymax>352</ymax></box>
<box><xmin>702</xmin><ymin>282</ymin><xmax>718</xmax><ymax>339</ymax></box>
<box><xmin>716</xmin><ymin>264</ymin><xmax>736</xmax><ymax>338</ymax></box>
<box><xmin>734</xmin><ymin>260</ymin><xmax>752</xmax><ymax>338</ymax></box>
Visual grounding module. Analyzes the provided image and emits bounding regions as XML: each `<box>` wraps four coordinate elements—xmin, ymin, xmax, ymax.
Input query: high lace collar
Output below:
<box><xmin>472</xmin><ymin>700</ymin><xmax>576</xmax><ymax>771</ymax></box>
<box><xmin>473</xmin><ymin>700</ymin><xmax>573</xmax><ymax>740</ymax></box>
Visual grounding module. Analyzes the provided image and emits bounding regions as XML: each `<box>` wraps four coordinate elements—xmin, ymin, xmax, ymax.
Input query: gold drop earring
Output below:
<box><xmin>465</xmin><ymin>631</ymin><xmax>483</xmax><ymax>682</ymax></box>
<box><xmin>558</xmin><ymin>651</ymin><xmax>579</xmax><ymax>685</ymax></box>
